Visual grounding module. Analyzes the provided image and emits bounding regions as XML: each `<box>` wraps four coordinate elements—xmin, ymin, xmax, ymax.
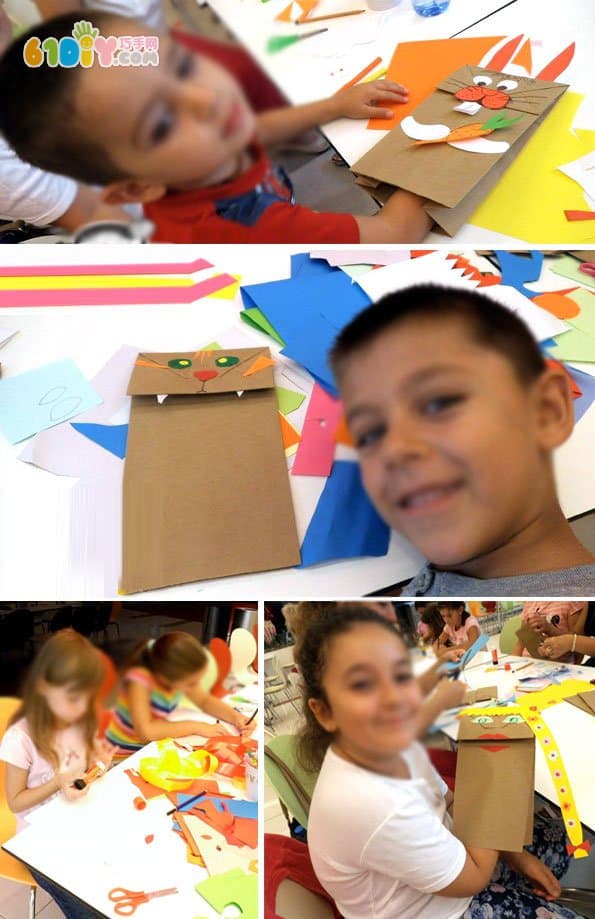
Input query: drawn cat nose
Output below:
<box><xmin>194</xmin><ymin>370</ymin><xmax>218</xmax><ymax>381</ymax></box>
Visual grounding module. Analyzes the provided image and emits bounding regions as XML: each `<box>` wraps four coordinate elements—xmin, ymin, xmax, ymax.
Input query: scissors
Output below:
<box><xmin>579</xmin><ymin>262</ymin><xmax>595</xmax><ymax>277</ymax></box>
<box><xmin>108</xmin><ymin>887</ymin><xmax>178</xmax><ymax>915</ymax></box>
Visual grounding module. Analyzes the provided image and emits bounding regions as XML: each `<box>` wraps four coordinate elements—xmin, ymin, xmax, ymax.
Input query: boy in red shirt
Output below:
<box><xmin>0</xmin><ymin>12</ymin><xmax>431</xmax><ymax>243</ymax></box>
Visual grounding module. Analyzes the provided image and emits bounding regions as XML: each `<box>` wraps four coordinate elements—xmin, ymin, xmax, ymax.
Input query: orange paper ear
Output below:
<box><xmin>209</xmin><ymin>638</ymin><xmax>232</xmax><ymax>698</ymax></box>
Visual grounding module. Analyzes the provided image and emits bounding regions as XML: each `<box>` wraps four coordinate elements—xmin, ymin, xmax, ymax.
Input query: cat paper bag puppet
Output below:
<box><xmin>120</xmin><ymin>347</ymin><xmax>301</xmax><ymax>593</ymax></box>
<box><xmin>353</xmin><ymin>64</ymin><xmax>568</xmax><ymax>235</ymax></box>
<box><xmin>452</xmin><ymin>713</ymin><xmax>535</xmax><ymax>852</ymax></box>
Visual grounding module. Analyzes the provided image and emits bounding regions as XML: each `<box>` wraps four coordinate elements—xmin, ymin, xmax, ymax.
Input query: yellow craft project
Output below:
<box><xmin>139</xmin><ymin>746</ymin><xmax>218</xmax><ymax>792</ymax></box>
<box><xmin>460</xmin><ymin>679</ymin><xmax>594</xmax><ymax>859</ymax></box>
<box><xmin>471</xmin><ymin>92</ymin><xmax>595</xmax><ymax>244</ymax></box>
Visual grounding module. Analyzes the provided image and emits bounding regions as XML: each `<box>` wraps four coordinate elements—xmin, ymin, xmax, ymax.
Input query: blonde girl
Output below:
<box><xmin>105</xmin><ymin>631</ymin><xmax>252</xmax><ymax>756</ymax></box>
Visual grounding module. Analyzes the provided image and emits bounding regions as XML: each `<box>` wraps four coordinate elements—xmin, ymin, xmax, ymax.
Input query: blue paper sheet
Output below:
<box><xmin>443</xmin><ymin>632</ymin><xmax>490</xmax><ymax>674</ymax></box>
<box><xmin>176</xmin><ymin>793</ymin><xmax>257</xmax><ymax>820</ymax></box>
<box><xmin>71</xmin><ymin>422</ymin><xmax>128</xmax><ymax>459</ymax></box>
<box><xmin>299</xmin><ymin>461</ymin><xmax>390</xmax><ymax>566</ymax></box>
<box><xmin>0</xmin><ymin>359</ymin><xmax>101</xmax><ymax>444</ymax></box>
<box><xmin>496</xmin><ymin>250</ymin><xmax>544</xmax><ymax>298</ymax></box>
<box><xmin>566</xmin><ymin>365</ymin><xmax>595</xmax><ymax>424</ymax></box>
<box><xmin>290</xmin><ymin>253</ymin><xmax>338</xmax><ymax>279</ymax></box>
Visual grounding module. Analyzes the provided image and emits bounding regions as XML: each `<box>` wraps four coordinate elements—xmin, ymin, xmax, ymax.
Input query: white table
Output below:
<box><xmin>0</xmin><ymin>245</ymin><xmax>593</xmax><ymax>599</ymax></box>
<box><xmin>2</xmin><ymin>687</ymin><xmax>259</xmax><ymax>919</ymax></box>
<box><xmin>431</xmin><ymin>650</ymin><xmax>595</xmax><ymax>831</ymax></box>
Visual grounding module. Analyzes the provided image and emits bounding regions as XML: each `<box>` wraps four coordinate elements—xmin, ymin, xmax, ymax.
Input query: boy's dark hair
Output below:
<box><xmin>330</xmin><ymin>284</ymin><xmax>547</xmax><ymax>385</ymax></box>
<box><xmin>295</xmin><ymin>606</ymin><xmax>406</xmax><ymax>773</ymax></box>
<box><xmin>0</xmin><ymin>13</ymin><xmax>130</xmax><ymax>185</ymax></box>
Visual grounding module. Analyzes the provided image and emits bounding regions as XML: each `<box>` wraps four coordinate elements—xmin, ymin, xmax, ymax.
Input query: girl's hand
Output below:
<box><xmin>441</xmin><ymin>648</ymin><xmax>465</xmax><ymax>663</ymax></box>
<box><xmin>93</xmin><ymin>737</ymin><xmax>116</xmax><ymax>769</ymax></box>
<box><xmin>539</xmin><ymin>635</ymin><xmax>572</xmax><ymax>660</ymax></box>
<box><xmin>233</xmin><ymin>714</ymin><xmax>256</xmax><ymax>739</ymax></box>
<box><xmin>433</xmin><ymin>678</ymin><xmax>467</xmax><ymax>711</ymax></box>
<box><xmin>334</xmin><ymin>80</ymin><xmax>409</xmax><ymax>120</ymax></box>
<box><xmin>502</xmin><ymin>851</ymin><xmax>561</xmax><ymax>900</ymax></box>
<box><xmin>57</xmin><ymin>765</ymin><xmax>89</xmax><ymax>801</ymax></box>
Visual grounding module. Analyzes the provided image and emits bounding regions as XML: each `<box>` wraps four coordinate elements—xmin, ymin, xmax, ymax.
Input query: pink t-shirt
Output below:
<box><xmin>443</xmin><ymin>615</ymin><xmax>480</xmax><ymax>647</ymax></box>
<box><xmin>0</xmin><ymin>717</ymin><xmax>88</xmax><ymax>831</ymax></box>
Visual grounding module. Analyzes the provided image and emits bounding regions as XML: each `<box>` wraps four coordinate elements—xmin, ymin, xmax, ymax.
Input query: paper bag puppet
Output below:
<box><xmin>566</xmin><ymin>689</ymin><xmax>595</xmax><ymax>716</ymax></box>
<box><xmin>453</xmin><ymin>713</ymin><xmax>535</xmax><ymax>852</ymax></box>
<box><xmin>353</xmin><ymin>64</ymin><xmax>567</xmax><ymax>235</ymax></box>
<box><xmin>120</xmin><ymin>348</ymin><xmax>301</xmax><ymax>593</ymax></box>
<box><xmin>463</xmin><ymin>686</ymin><xmax>498</xmax><ymax>706</ymax></box>
<box><xmin>515</xmin><ymin>624</ymin><xmax>547</xmax><ymax>659</ymax></box>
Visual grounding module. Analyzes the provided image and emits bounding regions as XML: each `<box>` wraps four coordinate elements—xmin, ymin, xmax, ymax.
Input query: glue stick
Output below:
<box><xmin>491</xmin><ymin>648</ymin><xmax>499</xmax><ymax>666</ymax></box>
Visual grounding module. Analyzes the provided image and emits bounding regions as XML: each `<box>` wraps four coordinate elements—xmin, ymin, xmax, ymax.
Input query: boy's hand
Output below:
<box><xmin>334</xmin><ymin>80</ymin><xmax>409</xmax><ymax>120</ymax></box>
<box><xmin>502</xmin><ymin>851</ymin><xmax>561</xmax><ymax>900</ymax></box>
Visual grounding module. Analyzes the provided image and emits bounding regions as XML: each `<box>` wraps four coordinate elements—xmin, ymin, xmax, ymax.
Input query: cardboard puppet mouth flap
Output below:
<box><xmin>127</xmin><ymin>348</ymin><xmax>275</xmax><ymax>396</ymax></box>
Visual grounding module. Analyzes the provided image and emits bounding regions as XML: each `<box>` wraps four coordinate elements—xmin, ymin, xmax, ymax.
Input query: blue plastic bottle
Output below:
<box><xmin>412</xmin><ymin>0</ymin><xmax>451</xmax><ymax>15</ymax></box>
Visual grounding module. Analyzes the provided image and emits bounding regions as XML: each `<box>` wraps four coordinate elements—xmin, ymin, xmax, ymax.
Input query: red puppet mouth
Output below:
<box><xmin>455</xmin><ymin>86</ymin><xmax>510</xmax><ymax>109</ymax></box>
<box><xmin>477</xmin><ymin>732</ymin><xmax>509</xmax><ymax>752</ymax></box>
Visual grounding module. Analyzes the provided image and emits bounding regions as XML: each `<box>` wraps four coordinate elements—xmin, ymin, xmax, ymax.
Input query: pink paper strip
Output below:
<box><xmin>0</xmin><ymin>257</ymin><xmax>214</xmax><ymax>277</ymax></box>
<box><xmin>0</xmin><ymin>274</ymin><xmax>237</xmax><ymax>308</ymax></box>
<box><xmin>292</xmin><ymin>383</ymin><xmax>343</xmax><ymax>477</ymax></box>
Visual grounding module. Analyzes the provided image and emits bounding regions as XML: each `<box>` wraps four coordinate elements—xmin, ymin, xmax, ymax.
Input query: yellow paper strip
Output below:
<box><xmin>0</xmin><ymin>274</ymin><xmax>194</xmax><ymax>290</ymax></box>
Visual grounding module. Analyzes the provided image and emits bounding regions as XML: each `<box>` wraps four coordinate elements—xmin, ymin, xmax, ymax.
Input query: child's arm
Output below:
<box><xmin>417</xmin><ymin>678</ymin><xmax>467</xmax><ymax>736</ymax></box>
<box><xmin>512</xmin><ymin>639</ymin><xmax>525</xmax><ymax>656</ymax></box>
<box><xmin>36</xmin><ymin>0</ymin><xmax>83</xmax><ymax>16</ymax></box>
<box><xmin>452</xmin><ymin>625</ymin><xmax>481</xmax><ymax>652</ymax></box>
<box><xmin>436</xmin><ymin>847</ymin><xmax>499</xmax><ymax>897</ymax></box>
<box><xmin>540</xmin><ymin>632</ymin><xmax>595</xmax><ymax>660</ymax></box>
<box><xmin>416</xmin><ymin>651</ymin><xmax>464</xmax><ymax>696</ymax></box>
<box><xmin>354</xmin><ymin>190</ymin><xmax>433</xmax><ymax>243</ymax></box>
<box><xmin>4</xmin><ymin>762</ymin><xmax>88</xmax><ymax>812</ymax></box>
<box><xmin>184</xmin><ymin>686</ymin><xmax>254</xmax><ymax>738</ymax></box>
<box><xmin>255</xmin><ymin>80</ymin><xmax>408</xmax><ymax>147</ymax></box>
<box><xmin>127</xmin><ymin>681</ymin><xmax>221</xmax><ymax>743</ymax></box>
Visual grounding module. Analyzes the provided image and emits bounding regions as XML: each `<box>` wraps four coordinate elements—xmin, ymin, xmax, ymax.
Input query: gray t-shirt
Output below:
<box><xmin>403</xmin><ymin>563</ymin><xmax>595</xmax><ymax>597</ymax></box>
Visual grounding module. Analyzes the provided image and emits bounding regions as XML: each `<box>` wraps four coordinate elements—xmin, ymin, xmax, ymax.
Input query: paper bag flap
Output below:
<box><xmin>458</xmin><ymin>714</ymin><xmax>533</xmax><ymax>742</ymax></box>
<box><xmin>128</xmin><ymin>348</ymin><xmax>275</xmax><ymax>395</ymax></box>
<box><xmin>438</xmin><ymin>65</ymin><xmax>568</xmax><ymax>115</ymax></box>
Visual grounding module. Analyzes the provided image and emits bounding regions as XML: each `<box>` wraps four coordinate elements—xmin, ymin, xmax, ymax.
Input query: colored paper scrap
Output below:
<box><xmin>566</xmin><ymin>366</ymin><xmax>595</xmax><ymax>424</ymax></box>
<box><xmin>310</xmin><ymin>250</ymin><xmax>411</xmax><ymax>267</ymax></box>
<box><xmin>208</xmin><ymin>273</ymin><xmax>241</xmax><ymax>299</ymax></box>
<box><xmin>367</xmin><ymin>36</ymin><xmax>505</xmax><ymax>130</ymax></box>
<box><xmin>276</xmin><ymin>386</ymin><xmax>306</xmax><ymax>415</ymax></box>
<box><xmin>196</xmin><ymin>868</ymin><xmax>257</xmax><ymax>919</ymax></box>
<box><xmin>564</xmin><ymin>288</ymin><xmax>595</xmax><ymax>339</ymax></box>
<box><xmin>240</xmin><ymin>307</ymin><xmax>286</xmax><ymax>346</ymax></box>
<box><xmin>550</xmin><ymin>255</ymin><xmax>595</xmax><ymax>289</ymax></box>
<box><xmin>71</xmin><ymin>422</ymin><xmax>129</xmax><ymax>459</ymax></box>
<box><xmin>565</xmin><ymin>211</ymin><xmax>595</xmax><ymax>221</ymax></box>
<box><xmin>0</xmin><ymin>257</ymin><xmax>215</xmax><ymax>277</ymax></box>
<box><xmin>532</xmin><ymin>291</ymin><xmax>580</xmax><ymax>319</ymax></box>
<box><xmin>470</xmin><ymin>93</ymin><xmax>595</xmax><ymax>244</ymax></box>
<box><xmin>243</xmin><ymin>353</ymin><xmax>276</xmax><ymax>376</ymax></box>
<box><xmin>299</xmin><ymin>460</ymin><xmax>390</xmax><ymax>566</ymax></box>
<box><xmin>0</xmin><ymin>359</ymin><xmax>102</xmax><ymax>444</ymax></box>
<box><xmin>279</xmin><ymin>412</ymin><xmax>301</xmax><ymax>452</ymax></box>
<box><xmin>557</xmin><ymin>151</ymin><xmax>595</xmax><ymax>204</ymax></box>
<box><xmin>334</xmin><ymin>415</ymin><xmax>354</xmax><ymax>447</ymax></box>
<box><xmin>291</xmin><ymin>252</ymin><xmax>338</xmax><ymax>278</ymax></box>
<box><xmin>0</xmin><ymin>274</ymin><xmax>194</xmax><ymax>290</ymax></box>
<box><xmin>495</xmin><ymin>250</ymin><xmax>544</xmax><ymax>299</ymax></box>
<box><xmin>548</xmin><ymin>329</ymin><xmax>595</xmax><ymax>363</ymax></box>
<box><xmin>292</xmin><ymin>383</ymin><xmax>343</xmax><ymax>477</ymax></box>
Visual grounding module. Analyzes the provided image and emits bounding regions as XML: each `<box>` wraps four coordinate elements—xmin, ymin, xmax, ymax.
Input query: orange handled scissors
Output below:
<box><xmin>109</xmin><ymin>887</ymin><xmax>178</xmax><ymax>915</ymax></box>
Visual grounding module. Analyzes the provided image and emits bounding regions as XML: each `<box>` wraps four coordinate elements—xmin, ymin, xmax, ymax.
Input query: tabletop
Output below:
<box><xmin>0</xmin><ymin>245</ymin><xmax>593</xmax><ymax>599</ymax></box>
<box><xmin>421</xmin><ymin>645</ymin><xmax>595</xmax><ymax>831</ymax></box>
<box><xmin>2</xmin><ymin>684</ymin><xmax>259</xmax><ymax>919</ymax></box>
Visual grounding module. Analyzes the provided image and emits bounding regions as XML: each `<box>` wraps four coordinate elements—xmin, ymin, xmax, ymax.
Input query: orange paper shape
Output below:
<box><xmin>512</xmin><ymin>38</ymin><xmax>532</xmax><ymax>74</ymax></box>
<box><xmin>275</xmin><ymin>0</ymin><xmax>316</xmax><ymax>22</ymax></box>
<box><xmin>334</xmin><ymin>415</ymin><xmax>354</xmax><ymax>447</ymax></box>
<box><xmin>279</xmin><ymin>412</ymin><xmax>301</xmax><ymax>450</ymax></box>
<box><xmin>233</xmin><ymin>816</ymin><xmax>258</xmax><ymax>849</ymax></box>
<box><xmin>209</xmin><ymin>637</ymin><xmax>232</xmax><ymax>698</ymax></box>
<box><xmin>533</xmin><ymin>291</ymin><xmax>581</xmax><ymax>319</ymax></box>
<box><xmin>242</xmin><ymin>353</ymin><xmax>276</xmax><ymax>376</ymax></box>
<box><xmin>367</xmin><ymin>36</ymin><xmax>504</xmax><ymax>130</ymax></box>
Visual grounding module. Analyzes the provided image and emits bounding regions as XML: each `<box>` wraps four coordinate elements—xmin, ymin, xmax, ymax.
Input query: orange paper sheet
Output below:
<box><xmin>367</xmin><ymin>36</ymin><xmax>504</xmax><ymax>130</ymax></box>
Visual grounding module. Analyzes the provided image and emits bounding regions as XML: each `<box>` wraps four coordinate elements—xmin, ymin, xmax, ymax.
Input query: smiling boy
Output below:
<box><xmin>0</xmin><ymin>13</ymin><xmax>431</xmax><ymax>243</ymax></box>
<box><xmin>330</xmin><ymin>285</ymin><xmax>595</xmax><ymax>596</ymax></box>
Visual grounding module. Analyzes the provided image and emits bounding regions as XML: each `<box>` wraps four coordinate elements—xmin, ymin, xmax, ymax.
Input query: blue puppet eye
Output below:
<box><xmin>472</xmin><ymin>715</ymin><xmax>494</xmax><ymax>724</ymax></box>
<box><xmin>503</xmin><ymin>714</ymin><xmax>524</xmax><ymax>724</ymax></box>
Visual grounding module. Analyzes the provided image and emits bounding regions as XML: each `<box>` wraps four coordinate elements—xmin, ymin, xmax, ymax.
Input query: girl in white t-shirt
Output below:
<box><xmin>299</xmin><ymin>607</ymin><xmax>581</xmax><ymax>919</ymax></box>
<box><xmin>0</xmin><ymin>629</ymin><xmax>113</xmax><ymax>919</ymax></box>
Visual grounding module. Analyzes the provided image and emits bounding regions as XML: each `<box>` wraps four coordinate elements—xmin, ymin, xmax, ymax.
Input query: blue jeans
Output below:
<box><xmin>29</xmin><ymin>868</ymin><xmax>105</xmax><ymax>919</ymax></box>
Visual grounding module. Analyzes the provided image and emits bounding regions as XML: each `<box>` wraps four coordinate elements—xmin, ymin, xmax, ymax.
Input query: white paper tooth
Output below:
<box><xmin>157</xmin><ymin>394</ymin><xmax>167</xmax><ymax>404</ymax></box>
<box><xmin>236</xmin><ymin>390</ymin><xmax>244</xmax><ymax>397</ymax></box>
<box><xmin>454</xmin><ymin>101</ymin><xmax>481</xmax><ymax>115</ymax></box>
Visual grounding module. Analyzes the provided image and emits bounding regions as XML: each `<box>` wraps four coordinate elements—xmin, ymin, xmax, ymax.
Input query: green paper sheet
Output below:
<box><xmin>565</xmin><ymin>289</ymin><xmax>595</xmax><ymax>339</ymax></box>
<box><xmin>549</xmin><ymin>328</ymin><xmax>595</xmax><ymax>362</ymax></box>
<box><xmin>202</xmin><ymin>341</ymin><xmax>222</xmax><ymax>350</ymax></box>
<box><xmin>276</xmin><ymin>385</ymin><xmax>306</xmax><ymax>415</ymax></box>
<box><xmin>240</xmin><ymin>307</ymin><xmax>285</xmax><ymax>345</ymax></box>
<box><xmin>550</xmin><ymin>255</ymin><xmax>595</xmax><ymax>289</ymax></box>
<box><xmin>196</xmin><ymin>868</ymin><xmax>257</xmax><ymax>919</ymax></box>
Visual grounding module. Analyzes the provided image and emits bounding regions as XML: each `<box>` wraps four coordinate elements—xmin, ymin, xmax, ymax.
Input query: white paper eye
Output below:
<box><xmin>473</xmin><ymin>75</ymin><xmax>493</xmax><ymax>86</ymax></box>
<box><xmin>496</xmin><ymin>79</ymin><xmax>518</xmax><ymax>91</ymax></box>
<box><xmin>503</xmin><ymin>714</ymin><xmax>523</xmax><ymax>724</ymax></box>
<box><xmin>472</xmin><ymin>715</ymin><xmax>494</xmax><ymax>724</ymax></box>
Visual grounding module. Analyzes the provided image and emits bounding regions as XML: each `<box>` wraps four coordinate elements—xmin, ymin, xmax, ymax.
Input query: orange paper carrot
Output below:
<box><xmin>414</xmin><ymin>111</ymin><xmax>523</xmax><ymax>146</ymax></box>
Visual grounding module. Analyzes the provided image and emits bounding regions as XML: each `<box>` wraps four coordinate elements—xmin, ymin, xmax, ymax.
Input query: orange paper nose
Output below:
<box><xmin>194</xmin><ymin>370</ymin><xmax>218</xmax><ymax>381</ymax></box>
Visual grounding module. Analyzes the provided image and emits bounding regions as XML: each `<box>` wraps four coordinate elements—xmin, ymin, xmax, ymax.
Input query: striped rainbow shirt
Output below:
<box><xmin>105</xmin><ymin>667</ymin><xmax>182</xmax><ymax>757</ymax></box>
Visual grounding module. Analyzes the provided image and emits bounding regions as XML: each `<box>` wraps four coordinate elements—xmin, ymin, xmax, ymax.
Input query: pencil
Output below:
<box><xmin>298</xmin><ymin>9</ymin><xmax>365</xmax><ymax>23</ymax></box>
<box><xmin>337</xmin><ymin>55</ymin><xmax>382</xmax><ymax>92</ymax></box>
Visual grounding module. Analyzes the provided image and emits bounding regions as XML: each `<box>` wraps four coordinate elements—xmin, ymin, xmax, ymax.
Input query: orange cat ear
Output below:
<box><xmin>534</xmin><ymin>42</ymin><xmax>575</xmax><ymax>81</ymax></box>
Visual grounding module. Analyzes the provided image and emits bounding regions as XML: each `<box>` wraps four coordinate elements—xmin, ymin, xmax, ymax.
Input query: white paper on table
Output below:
<box><xmin>310</xmin><ymin>249</ymin><xmax>410</xmax><ymax>267</ymax></box>
<box><xmin>0</xmin><ymin>326</ymin><xmax>18</xmax><ymax>349</ymax></box>
<box><xmin>557</xmin><ymin>152</ymin><xmax>595</xmax><ymax>207</ymax></box>
<box><xmin>483</xmin><ymin>284</ymin><xmax>569</xmax><ymax>342</ymax></box>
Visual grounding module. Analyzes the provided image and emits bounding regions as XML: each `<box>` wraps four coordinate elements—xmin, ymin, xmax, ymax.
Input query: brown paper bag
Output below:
<box><xmin>464</xmin><ymin>686</ymin><xmax>498</xmax><ymax>705</ymax></box>
<box><xmin>515</xmin><ymin>625</ymin><xmax>546</xmax><ymax>660</ymax></box>
<box><xmin>120</xmin><ymin>347</ymin><xmax>301</xmax><ymax>593</ymax></box>
<box><xmin>566</xmin><ymin>690</ymin><xmax>595</xmax><ymax>716</ymax></box>
<box><xmin>352</xmin><ymin>64</ymin><xmax>567</xmax><ymax>235</ymax></box>
<box><xmin>453</xmin><ymin>714</ymin><xmax>535</xmax><ymax>852</ymax></box>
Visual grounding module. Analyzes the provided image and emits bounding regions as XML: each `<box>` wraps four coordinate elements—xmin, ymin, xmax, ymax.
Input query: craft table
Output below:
<box><xmin>0</xmin><ymin>245</ymin><xmax>593</xmax><ymax>600</ymax></box>
<box><xmin>2</xmin><ymin>685</ymin><xmax>259</xmax><ymax>919</ymax></box>
<box><xmin>426</xmin><ymin>648</ymin><xmax>595</xmax><ymax>831</ymax></box>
